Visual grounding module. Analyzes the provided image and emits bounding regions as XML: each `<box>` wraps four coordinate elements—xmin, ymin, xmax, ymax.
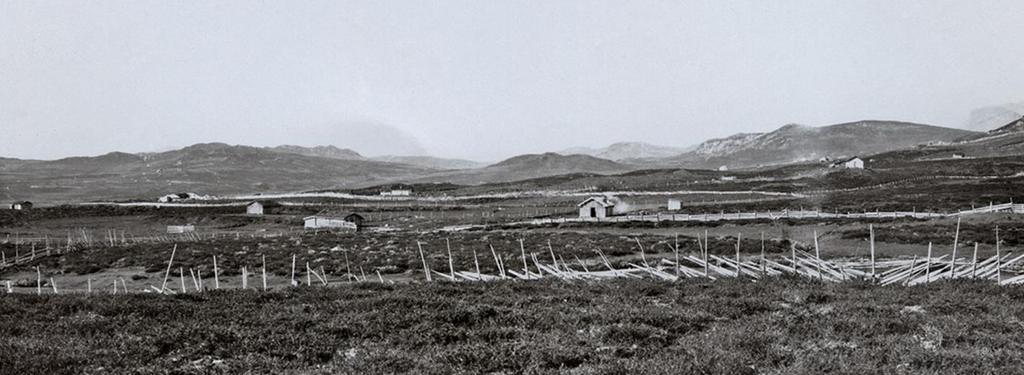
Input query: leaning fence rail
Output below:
<box><xmin>5</xmin><ymin>221</ymin><xmax>1024</xmax><ymax>296</ymax></box>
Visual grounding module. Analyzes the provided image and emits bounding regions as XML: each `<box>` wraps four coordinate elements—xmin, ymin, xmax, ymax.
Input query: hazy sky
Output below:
<box><xmin>2</xmin><ymin>1</ymin><xmax>1023</xmax><ymax>161</ymax></box>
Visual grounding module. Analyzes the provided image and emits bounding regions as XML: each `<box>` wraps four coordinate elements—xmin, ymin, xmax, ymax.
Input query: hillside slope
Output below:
<box><xmin>369</xmin><ymin>155</ymin><xmax>486</xmax><ymax>170</ymax></box>
<box><xmin>415</xmin><ymin>152</ymin><xmax>634</xmax><ymax>185</ymax></box>
<box><xmin>656</xmin><ymin>121</ymin><xmax>978</xmax><ymax>169</ymax></box>
<box><xmin>964</xmin><ymin>102</ymin><xmax>1024</xmax><ymax>132</ymax></box>
<box><xmin>0</xmin><ymin>143</ymin><xmax>429</xmax><ymax>203</ymax></box>
<box><xmin>875</xmin><ymin>116</ymin><xmax>1024</xmax><ymax>162</ymax></box>
<box><xmin>265</xmin><ymin>145</ymin><xmax>365</xmax><ymax>160</ymax></box>
<box><xmin>560</xmin><ymin>142</ymin><xmax>689</xmax><ymax>161</ymax></box>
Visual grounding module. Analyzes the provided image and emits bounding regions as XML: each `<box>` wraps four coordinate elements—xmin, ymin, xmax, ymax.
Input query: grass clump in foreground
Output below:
<box><xmin>2</xmin><ymin>278</ymin><xmax>1024</xmax><ymax>374</ymax></box>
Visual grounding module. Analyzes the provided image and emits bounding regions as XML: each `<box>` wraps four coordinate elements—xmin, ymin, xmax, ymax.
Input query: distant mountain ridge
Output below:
<box><xmin>370</xmin><ymin>155</ymin><xmax>485</xmax><ymax>170</ymax></box>
<box><xmin>559</xmin><ymin>142</ymin><xmax>690</xmax><ymax>161</ymax></box>
<box><xmin>414</xmin><ymin>152</ymin><xmax>633</xmax><ymax>185</ymax></box>
<box><xmin>265</xmin><ymin>145</ymin><xmax>484</xmax><ymax>170</ymax></box>
<box><xmin>266</xmin><ymin>145</ymin><xmax>365</xmax><ymax>160</ymax></box>
<box><xmin>656</xmin><ymin>120</ymin><xmax>979</xmax><ymax>169</ymax></box>
<box><xmin>0</xmin><ymin>143</ymin><xmax>429</xmax><ymax>203</ymax></box>
<box><xmin>0</xmin><ymin>120</ymin><xmax>994</xmax><ymax>203</ymax></box>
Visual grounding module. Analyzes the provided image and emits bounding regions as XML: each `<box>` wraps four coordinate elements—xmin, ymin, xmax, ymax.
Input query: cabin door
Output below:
<box><xmin>590</xmin><ymin>207</ymin><xmax>597</xmax><ymax>217</ymax></box>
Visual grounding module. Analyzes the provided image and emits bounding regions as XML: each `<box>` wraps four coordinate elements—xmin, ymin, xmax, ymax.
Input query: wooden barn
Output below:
<box><xmin>10</xmin><ymin>201</ymin><xmax>32</xmax><ymax>210</ymax></box>
<box><xmin>577</xmin><ymin>197</ymin><xmax>615</xmax><ymax>219</ymax></box>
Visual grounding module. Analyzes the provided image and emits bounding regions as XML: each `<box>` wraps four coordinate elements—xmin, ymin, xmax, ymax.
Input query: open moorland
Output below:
<box><xmin>4</xmin><ymin>279</ymin><xmax>1024</xmax><ymax>374</ymax></box>
<box><xmin>3</xmin><ymin>137</ymin><xmax>1024</xmax><ymax>374</ymax></box>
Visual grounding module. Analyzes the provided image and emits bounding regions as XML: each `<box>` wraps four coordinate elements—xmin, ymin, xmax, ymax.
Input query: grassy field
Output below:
<box><xmin>2</xmin><ymin>278</ymin><xmax>1024</xmax><ymax>374</ymax></box>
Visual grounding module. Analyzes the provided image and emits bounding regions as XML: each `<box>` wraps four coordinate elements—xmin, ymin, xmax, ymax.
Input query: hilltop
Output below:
<box><xmin>652</xmin><ymin>121</ymin><xmax>978</xmax><ymax>169</ymax></box>
<box><xmin>415</xmin><ymin>152</ymin><xmax>633</xmax><ymax>185</ymax></box>
<box><xmin>559</xmin><ymin>142</ymin><xmax>690</xmax><ymax>161</ymax></box>
<box><xmin>265</xmin><ymin>145</ymin><xmax>365</xmax><ymax>160</ymax></box>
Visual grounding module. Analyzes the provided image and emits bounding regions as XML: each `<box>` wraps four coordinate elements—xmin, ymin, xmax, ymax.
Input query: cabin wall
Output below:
<box><xmin>578</xmin><ymin>202</ymin><xmax>610</xmax><ymax>219</ymax></box>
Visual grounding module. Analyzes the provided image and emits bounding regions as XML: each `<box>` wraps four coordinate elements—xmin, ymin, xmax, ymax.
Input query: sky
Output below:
<box><xmin>2</xmin><ymin>1</ymin><xmax>1023</xmax><ymax>162</ymax></box>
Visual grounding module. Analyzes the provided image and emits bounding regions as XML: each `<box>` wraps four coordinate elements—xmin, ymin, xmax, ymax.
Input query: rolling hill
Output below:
<box><xmin>0</xmin><ymin>143</ymin><xmax>430</xmax><ymax>203</ymax></box>
<box><xmin>265</xmin><ymin>145</ymin><xmax>365</xmax><ymax>160</ymax></box>
<box><xmin>874</xmin><ymin>116</ymin><xmax>1024</xmax><ymax>162</ymax></box>
<box><xmin>651</xmin><ymin>121</ymin><xmax>979</xmax><ymax>169</ymax></box>
<box><xmin>414</xmin><ymin>152</ymin><xmax>634</xmax><ymax>185</ymax></box>
<box><xmin>264</xmin><ymin>145</ymin><xmax>484</xmax><ymax>170</ymax></box>
<box><xmin>559</xmin><ymin>142</ymin><xmax>690</xmax><ymax>161</ymax></box>
<box><xmin>369</xmin><ymin>155</ymin><xmax>486</xmax><ymax>170</ymax></box>
<box><xmin>0</xmin><ymin>119</ymin><xmax>1001</xmax><ymax>204</ymax></box>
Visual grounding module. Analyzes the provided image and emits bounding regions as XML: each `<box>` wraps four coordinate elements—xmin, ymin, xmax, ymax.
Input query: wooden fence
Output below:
<box><xmin>488</xmin><ymin>202</ymin><xmax>1024</xmax><ymax>228</ymax></box>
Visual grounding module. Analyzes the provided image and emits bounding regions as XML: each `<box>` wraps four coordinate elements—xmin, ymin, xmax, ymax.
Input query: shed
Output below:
<box><xmin>246</xmin><ymin>201</ymin><xmax>264</xmax><ymax>215</ymax></box>
<box><xmin>843</xmin><ymin>157</ymin><xmax>864</xmax><ymax>169</ymax></box>
<box><xmin>10</xmin><ymin>201</ymin><xmax>32</xmax><ymax>210</ymax></box>
<box><xmin>667</xmin><ymin>199</ymin><xmax>682</xmax><ymax>211</ymax></box>
<box><xmin>830</xmin><ymin>157</ymin><xmax>865</xmax><ymax>169</ymax></box>
<box><xmin>577</xmin><ymin>196</ymin><xmax>615</xmax><ymax>219</ymax></box>
<box><xmin>343</xmin><ymin>213</ymin><xmax>365</xmax><ymax>228</ymax></box>
<box><xmin>304</xmin><ymin>216</ymin><xmax>358</xmax><ymax>231</ymax></box>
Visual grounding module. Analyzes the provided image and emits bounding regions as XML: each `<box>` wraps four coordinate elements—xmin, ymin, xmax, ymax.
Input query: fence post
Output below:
<box><xmin>926</xmin><ymin>242</ymin><xmax>932</xmax><ymax>283</ymax></box>
<box><xmin>869</xmin><ymin>225</ymin><xmax>876</xmax><ymax>280</ymax></box>
<box><xmin>996</xmin><ymin>227</ymin><xmax>1002</xmax><ymax>284</ymax></box>
<box><xmin>950</xmin><ymin>218</ymin><xmax>961</xmax><ymax>279</ymax></box>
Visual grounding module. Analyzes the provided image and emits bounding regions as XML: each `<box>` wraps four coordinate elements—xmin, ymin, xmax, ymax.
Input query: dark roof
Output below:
<box><xmin>577</xmin><ymin>196</ymin><xmax>615</xmax><ymax>208</ymax></box>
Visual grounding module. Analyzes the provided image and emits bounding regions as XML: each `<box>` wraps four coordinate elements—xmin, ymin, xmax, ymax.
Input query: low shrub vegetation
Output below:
<box><xmin>2</xmin><ymin>278</ymin><xmax>1023</xmax><ymax>374</ymax></box>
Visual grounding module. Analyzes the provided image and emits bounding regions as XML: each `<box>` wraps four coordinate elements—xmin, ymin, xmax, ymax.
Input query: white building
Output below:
<box><xmin>843</xmin><ymin>157</ymin><xmax>864</xmax><ymax>169</ymax></box>
<box><xmin>577</xmin><ymin>196</ymin><xmax>615</xmax><ymax>219</ymax></box>
<box><xmin>830</xmin><ymin>157</ymin><xmax>865</xmax><ymax>169</ymax></box>
<box><xmin>718</xmin><ymin>165</ymin><xmax>729</xmax><ymax>171</ymax></box>
<box><xmin>167</xmin><ymin>225</ymin><xmax>195</xmax><ymax>234</ymax></box>
<box><xmin>380</xmin><ymin>189</ymin><xmax>412</xmax><ymax>197</ymax></box>
<box><xmin>304</xmin><ymin>215</ymin><xmax>359</xmax><ymax>231</ymax></box>
<box><xmin>667</xmin><ymin>199</ymin><xmax>682</xmax><ymax>211</ymax></box>
<box><xmin>10</xmin><ymin>201</ymin><xmax>32</xmax><ymax>210</ymax></box>
<box><xmin>246</xmin><ymin>201</ymin><xmax>264</xmax><ymax>215</ymax></box>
